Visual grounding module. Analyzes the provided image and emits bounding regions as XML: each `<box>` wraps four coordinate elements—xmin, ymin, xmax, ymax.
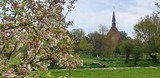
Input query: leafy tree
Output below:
<box><xmin>113</xmin><ymin>47</ymin><xmax>121</xmax><ymax>57</ymax></box>
<box><xmin>155</xmin><ymin>2</ymin><xmax>160</xmax><ymax>13</ymax></box>
<box><xmin>70</xmin><ymin>28</ymin><xmax>85</xmax><ymax>53</ymax></box>
<box><xmin>114</xmin><ymin>31</ymin><xmax>128</xmax><ymax>56</ymax></box>
<box><xmin>88</xmin><ymin>31</ymin><xmax>108</xmax><ymax>57</ymax></box>
<box><xmin>134</xmin><ymin>13</ymin><xmax>160</xmax><ymax>63</ymax></box>
<box><xmin>119</xmin><ymin>39</ymin><xmax>134</xmax><ymax>63</ymax></box>
<box><xmin>87</xmin><ymin>25</ymin><xmax>108</xmax><ymax>57</ymax></box>
<box><xmin>88</xmin><ymin>32</ymin><xmax>102</xmax><ymax>56</ymax></box>
<box><xmin>120</xmin><ymin>31</ymin><xmax>128</xmax><ymax>40</ymax></box>
<box><xmin>0</xmin><ymin>0</ymin><xmax>82</xmax><ymax>78</ymax></box>
<box><xmin>98</xmin><ymin>25</ymin><xmax>109</xmax><ymax>57</ymax></box>
<box><xmin>99</xmin><ymin>24</ymin><xmax>108</xmax><ymax>35</ymax></box>
<box><xmin>70</xmin><ymin>28</ymin><xmax>85</xmax><ymax>44</ymax></box>
<box><xmin>79</xmin><ymin>37</ymin><xmax>88</xmax><ymax>51</ymax></box>
<box><xmin>79</xmin><ymin>37</ymin><xmax>94</xmax><ymax>55</ymax></box>
<box><xmin>73</xmin><ymin>43</ymin><xmax>79</xmax><ymax>53</ymax></box>
<box><xmin>132</xmin><ymin>38</ymin><xmax>143</xmax><ymax>65</ymax></box>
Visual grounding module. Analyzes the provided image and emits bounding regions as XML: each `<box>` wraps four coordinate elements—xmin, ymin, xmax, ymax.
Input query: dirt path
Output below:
<box><xmin>75</xmin><ymin>67</ymin><xmax>160</xmax><ymax>70</ymax></box>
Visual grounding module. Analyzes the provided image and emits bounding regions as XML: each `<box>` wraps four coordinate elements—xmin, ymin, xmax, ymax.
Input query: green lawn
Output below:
<box><xmin>9</xmin><ymin>55</ymin><xmax>160</xmax><ymax>78</ymax></box>
<box><xmin>50</xmin><ymin>68</ymin><xmax>160</xmax><ymax>78</ymax></box>
<box><xmin>80</xmin><ymin>55</ymin><xmax>160</xmax><ymax>68</ymax></box>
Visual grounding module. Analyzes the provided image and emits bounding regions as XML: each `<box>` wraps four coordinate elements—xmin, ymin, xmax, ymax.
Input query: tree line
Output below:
<box><xmin>70</xmin><ymin>13</ymin><xmax>160</xmax><ymax>65</ymax></box>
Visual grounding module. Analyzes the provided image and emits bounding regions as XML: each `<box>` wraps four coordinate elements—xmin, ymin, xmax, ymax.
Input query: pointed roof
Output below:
<box><xmin>107</xmin><ymin>10</ymin><xmax>120</xmax><ymax>42</ymax></box>
<box><xmin>112</xmin><ymin>11</ymin><xmax>116</xmax><ymax>26</ymax></box>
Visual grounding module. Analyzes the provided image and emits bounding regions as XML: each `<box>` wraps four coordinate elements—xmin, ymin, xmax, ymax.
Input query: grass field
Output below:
<box><xmin>50</xmin><ymin>68</ymin><xmax>160</xmax><ymax>78</ymax></box>
<box><xmin>48</xmin><ymin>55</ymin><xmax>160</xmax><ymax>78</ymax></box>
<box><xmin>9</xmin><ymin>55</ymin><xmax>160</xmax><ymax>78</ymax></box>
<box><xmin>80</xmin><ymin>55</ymin><xmax>160</xmax><ymax>68</ymax></box>
<box><xmin>49</xmin><ymin>55</ymin><xmax>160</xmax><ymax>69</ymax></box>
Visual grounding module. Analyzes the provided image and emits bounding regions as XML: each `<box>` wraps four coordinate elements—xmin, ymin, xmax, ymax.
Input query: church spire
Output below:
<box><xmin>112</xmin><ymin>11</ymin><xmax>116</xmax><ymax>27</ymax></box>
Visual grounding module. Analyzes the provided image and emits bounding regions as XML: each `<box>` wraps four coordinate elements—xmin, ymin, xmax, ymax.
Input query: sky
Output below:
<box><xmin>64</xmin><ymin>0</ymin><xmax>159</xmax><ymax>38</ymax></box>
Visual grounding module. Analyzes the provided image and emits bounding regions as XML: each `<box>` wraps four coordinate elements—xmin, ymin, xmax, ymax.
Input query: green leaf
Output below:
<box><xmin>0</xmin><ymin>2</ymin><xmax>5</xmax><ymax>6</ymax></box>
<box><xmin>0</xmin><ymin>24</ymin><xmax>4</xmax><ymax>29</ymax></box>
<box><xmin>28</xmin><ymin>33</ymin><xmax>34</xmax><ymax>40</ymax></box>
<box><xmin>19</xmin><ymin>46</ymin><xmax>27</xmax><ymax>53</ymax></box>
<box><xmin>21</xmin><ymin>1</ymin><xmax>26</xmax><ymax>7</ymax></box>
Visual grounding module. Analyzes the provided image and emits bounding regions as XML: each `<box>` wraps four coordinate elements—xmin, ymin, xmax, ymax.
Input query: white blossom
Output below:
<box><xmin>16</xmin><ymin>53</ymin><xmax>22</xmax><ymax>58</ymax></box>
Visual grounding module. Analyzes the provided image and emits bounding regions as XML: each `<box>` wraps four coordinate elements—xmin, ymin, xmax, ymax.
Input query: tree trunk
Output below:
<box><xmin>125</xmin><ymin>52</ymin><xmax>130</xmax><ymax>63</ymax></box>
<box><xmin>69</xmin><ymin>68</ymin><xmax>73</xmax><ymax>78</ymax></box>
<box><xmin>134</xmin><ymin>57</ymin><xmax>138</xmax><ymax>65</ymax></box>
<box><xmin>149</xmin><ymin>53</ymin><xmax>158</xmax><ymax>63</ymax></box>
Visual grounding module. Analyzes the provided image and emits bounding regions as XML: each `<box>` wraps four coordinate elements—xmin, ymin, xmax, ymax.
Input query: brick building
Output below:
<box><xmin>104</xmin><ymin>11</ymin><xmax>121</xmax><ymax>57</ymax></box>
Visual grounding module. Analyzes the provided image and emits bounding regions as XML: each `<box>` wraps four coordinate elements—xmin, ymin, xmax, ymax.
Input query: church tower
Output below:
<box><xmin>112</xmin><ymin>11</ymin><xmax>116</xmax><ymax>27</ymax></box>
<box><xmin>109</xmin><ymin>11</ymin><xmax>120</xmax><ymax>41</ymax></box>
<box><xmin>104</xmin><ymin>11</ymin><xmax>121</xmax><ymax>57</ymax></box>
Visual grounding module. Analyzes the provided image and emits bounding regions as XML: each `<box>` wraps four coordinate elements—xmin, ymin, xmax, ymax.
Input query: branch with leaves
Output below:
<box><xmin>0</xmin><ymin>0</ymin><xmax>82</xmax><ymax>78</ymax></box>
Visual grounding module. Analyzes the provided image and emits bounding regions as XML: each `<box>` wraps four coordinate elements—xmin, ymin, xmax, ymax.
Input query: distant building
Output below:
<box><xmin>108</xmin><ymin>11</ymin><xmax>121</xmax><ymax>42</ymax></box>
<box><xmin>104</xmin><ymin>11</ymin><xmax>121</xmax><ymax>57</ymax></box>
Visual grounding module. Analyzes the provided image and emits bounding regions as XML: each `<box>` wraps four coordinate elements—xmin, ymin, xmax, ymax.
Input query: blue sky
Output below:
<box><xmin>65</xmin><ymin>0</ymin><xmax>159</xmax><ymax>38</ymax></box>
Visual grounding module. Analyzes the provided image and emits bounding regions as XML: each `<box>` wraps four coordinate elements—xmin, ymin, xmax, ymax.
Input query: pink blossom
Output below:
<box><xmin>21</xmin><ymin>17</ymin><xmax>26</xmax><ymax>23</ymax></box>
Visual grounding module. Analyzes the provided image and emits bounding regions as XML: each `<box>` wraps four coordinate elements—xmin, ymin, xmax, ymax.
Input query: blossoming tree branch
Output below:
<box><xmin>0</xmin><ymin>0</ymin><xmax>82</xmax><ymax>78</ymax></box>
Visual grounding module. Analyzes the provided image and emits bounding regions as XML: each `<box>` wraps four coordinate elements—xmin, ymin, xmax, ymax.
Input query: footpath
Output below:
<box><xmin>75</xmin><ymin>67</ymin><xmax>160</xmax><ymax>70</ymax></box>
